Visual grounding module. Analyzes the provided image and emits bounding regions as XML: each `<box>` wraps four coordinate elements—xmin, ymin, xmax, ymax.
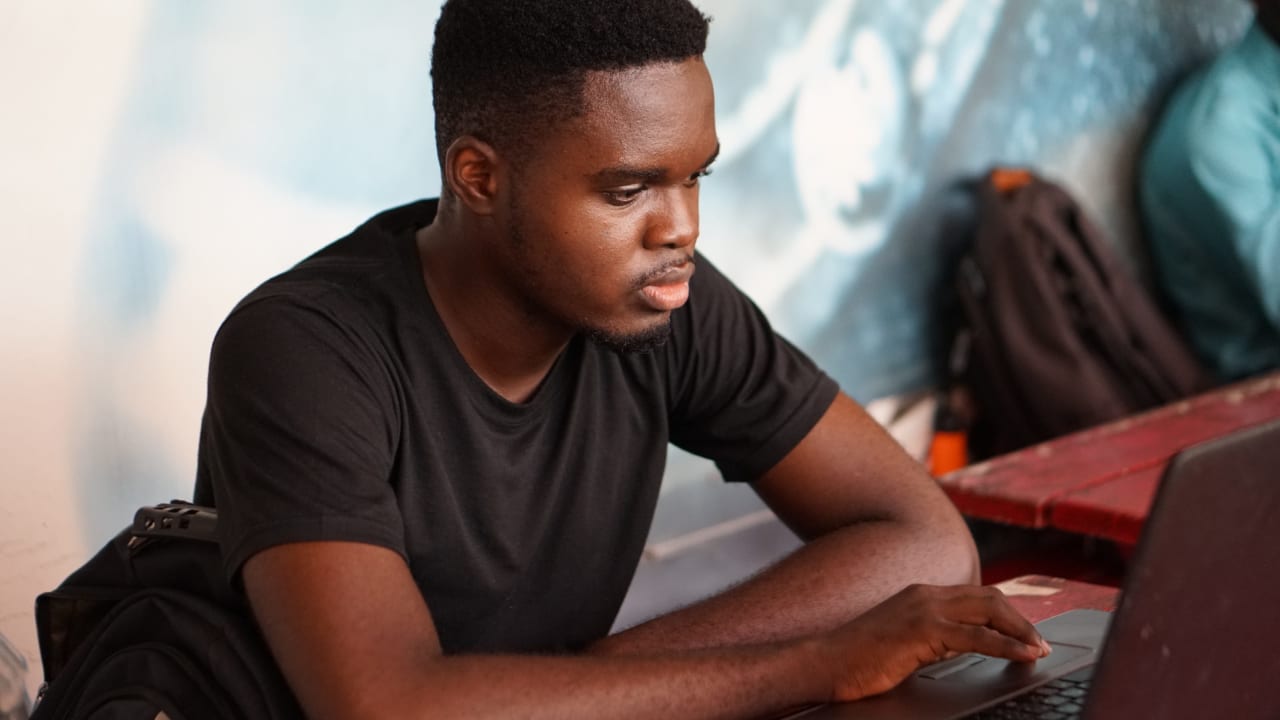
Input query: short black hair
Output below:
<box><xmin>430</xmin><ymin>0</ymin><xmax>711</xmax><ymax>170</ymax></box>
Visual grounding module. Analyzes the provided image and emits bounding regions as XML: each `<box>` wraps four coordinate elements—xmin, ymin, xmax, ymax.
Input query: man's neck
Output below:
<box><xmin>415</xmin><ymin>208</ymin><xmax>572</xmax><ymax>404</ymax></box>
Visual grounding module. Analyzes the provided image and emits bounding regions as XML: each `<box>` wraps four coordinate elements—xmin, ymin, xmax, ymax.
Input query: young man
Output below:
<box><xmin>194</xmin><ymin>1</ymin><xmax>1049</xmax><ymax>717</ymax></box>
<box><xmin>1140</xmin><ymin>1</ymin><xmax>1280</xmax><ymax>381</ymax></box>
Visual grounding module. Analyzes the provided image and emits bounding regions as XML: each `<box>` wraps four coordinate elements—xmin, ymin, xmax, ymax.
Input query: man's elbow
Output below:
<box><xmin>952</xmin><ymin>525</ymin><xmax>983</xmax><ymax>585</ymax></box>
<box><xmin>928</xmin><ymin>511</ymin><xmax>981</xmax><ymax>586</ymax></box>
<box><xmin>886</xmin><ymin>500</ymin><xmax>980</xmax><ymax>587</ymax></box>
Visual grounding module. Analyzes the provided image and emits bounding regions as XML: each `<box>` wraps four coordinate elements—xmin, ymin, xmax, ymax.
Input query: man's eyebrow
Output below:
<box><xmin>590</xmin><ymin>142</ymin><xmax>722</xmax><ymax>184</ymax></box>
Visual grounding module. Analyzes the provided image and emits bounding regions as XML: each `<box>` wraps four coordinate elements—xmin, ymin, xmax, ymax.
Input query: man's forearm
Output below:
<box><xmin>360</xmin><ymin>639</ymin><xmax>829</xmax><ymax>720</ymax></box>
<box><xmin>593</xmin><ymin>517</ymin><xmax>978</xmax><ymax>656</ymax></box>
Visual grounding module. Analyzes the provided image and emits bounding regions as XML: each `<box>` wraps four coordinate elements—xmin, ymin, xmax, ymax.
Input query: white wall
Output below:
<box><xmin>2</xmin><ymin>2</ymin><xmax>154</xmax><ymax>700</ymax></box>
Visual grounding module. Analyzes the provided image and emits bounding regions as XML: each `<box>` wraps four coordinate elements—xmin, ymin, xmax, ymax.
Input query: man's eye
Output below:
<box><xmin>603</xmin><ymin>186</ymin><xmax>645</xmax><ymax>206</ymax></box>
<box><xmin>684</xmin><ymin>168</ymin><xmax>714</xmax><ymax>188</ymax></box>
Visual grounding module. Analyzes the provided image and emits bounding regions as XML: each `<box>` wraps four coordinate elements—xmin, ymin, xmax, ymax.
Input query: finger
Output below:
<box><xmin>978</xmin><ymin>593</ymin><xmax>1050</xmax><ymax>655</ymax></box>
<box><xmin>942</xmin><ymin>588</ymin><xmax>1048</xmax><ymax>654</ymax></box>
<box><xmin>942</xmin><ymin>623</ymin><xmax>1045</xmax><ymax>662</ymax></box>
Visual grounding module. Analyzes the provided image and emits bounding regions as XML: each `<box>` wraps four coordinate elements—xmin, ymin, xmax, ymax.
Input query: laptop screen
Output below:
<box><xmin>1085</xmin><ymin>419</ymin><xmax>1280</xmax><ymax>718</ymax></box>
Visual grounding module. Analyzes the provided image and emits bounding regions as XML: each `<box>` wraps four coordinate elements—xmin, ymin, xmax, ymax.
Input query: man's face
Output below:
<box><xmin>492</xmin><ymin>57</ymin><xmax>719</xmax><ymax>352</ymax></box>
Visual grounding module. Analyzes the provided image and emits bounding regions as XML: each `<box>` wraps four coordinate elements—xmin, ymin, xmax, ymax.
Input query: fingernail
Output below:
<box><xmin>1039</xmin><ymin>640</ymin><xmax>1052</xmax><ymax>656</ymax></box>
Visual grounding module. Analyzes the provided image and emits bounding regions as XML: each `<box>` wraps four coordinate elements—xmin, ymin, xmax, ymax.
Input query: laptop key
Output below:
<box><xmin>970</xmin><ymin>675</ymin><xmax>1090</xmax><ymax>719</ymax></box>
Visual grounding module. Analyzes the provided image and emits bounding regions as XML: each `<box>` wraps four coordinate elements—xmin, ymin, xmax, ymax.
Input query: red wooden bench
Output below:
<box><xmin>938</xmin><ymin>371</ymin><xmax>1280</xmax><ymax>546</ymax></box>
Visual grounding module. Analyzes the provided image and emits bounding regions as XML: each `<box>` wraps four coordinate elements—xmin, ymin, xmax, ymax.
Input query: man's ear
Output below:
<box><xmin>442</xmin><ymin>136</ymin><xmax>504</xmax><ymax>215</ymax></box>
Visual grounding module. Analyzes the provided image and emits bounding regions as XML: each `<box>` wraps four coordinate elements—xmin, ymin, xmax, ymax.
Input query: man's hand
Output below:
<box><xmin>818</xmin><ymin>584</ymin><xmax>1050</xmax><ymax>703</ymax></box>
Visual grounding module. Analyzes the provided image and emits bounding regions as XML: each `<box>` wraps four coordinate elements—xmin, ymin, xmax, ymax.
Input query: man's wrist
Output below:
<box><xmin>789</xmin><ymin>634</ymin><xmax>840</xmax><ymax>705</ymax></box>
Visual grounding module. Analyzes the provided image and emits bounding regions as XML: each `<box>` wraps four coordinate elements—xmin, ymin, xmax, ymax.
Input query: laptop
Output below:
<box><xmin>793</xmin><ymin>417</ymin><xmax>1280</xmax><ymax>720</ymax></box>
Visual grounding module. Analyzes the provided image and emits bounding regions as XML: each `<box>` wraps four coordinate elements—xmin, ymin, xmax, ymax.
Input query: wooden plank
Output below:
<box><xmin>1049</xmin><ymin>465</ymin><xmax>1163</xmax><ymax>545</ymax></box>
<box><xmin>938</xmin><ymin>372</ymin><xmax>1280</xmax><ymax>528</ymax></box>
<box><xmin>997</xmin><ymin>574</ymin><xmax>1119</xmax><ymax>623</ymax></box>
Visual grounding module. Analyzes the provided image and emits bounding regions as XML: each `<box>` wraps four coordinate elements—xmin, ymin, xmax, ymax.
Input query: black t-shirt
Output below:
<box><xmin>193</xmin><ymin>199</ymin><xmax>838</xmax><ymax>653</ymax></box>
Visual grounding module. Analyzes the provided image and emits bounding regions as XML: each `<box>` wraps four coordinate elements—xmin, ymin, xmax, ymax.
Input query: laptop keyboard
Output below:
<box><xmin>969</xmin><ymin>667</ymin><xmax>1092</xmax><ymax>719</ymax></box>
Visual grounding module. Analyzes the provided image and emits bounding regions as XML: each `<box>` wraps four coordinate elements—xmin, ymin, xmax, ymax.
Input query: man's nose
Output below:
<box><xmin>645</xmin><ymin>187</ymin><xmax>699</xmax><ymax>250</ymax></box>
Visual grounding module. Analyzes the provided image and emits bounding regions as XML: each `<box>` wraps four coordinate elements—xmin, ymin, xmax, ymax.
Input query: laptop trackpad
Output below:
<box><xmin>918</xmin><ymin>642</ymin><xmax>1091</xmax><ymax>684</ymax></box>
<box><xmin>814</xmin><ymin>642</ymin><xmax>1094</xmax><ymax>719</ymax></box>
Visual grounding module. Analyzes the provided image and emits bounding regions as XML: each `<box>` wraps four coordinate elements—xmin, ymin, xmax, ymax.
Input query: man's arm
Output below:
<box><xmin>1191</xmin><ymin>101</ymin><xmax>1280</xmax><ymax>331</ymax></box>
<box><xmin>593</xmin><ymin>392</ymin><xmax>979</xmax><ymax>656</ymax></box>
<box><xmin>1205</xmin><ymin>165</ymin><xmax>1280</xmax><ymax>331</ymax></box>
<box><xmin>245</xmin><ymin>539</ymin><xmax>1045</xmax><ymax>720</ymax></box>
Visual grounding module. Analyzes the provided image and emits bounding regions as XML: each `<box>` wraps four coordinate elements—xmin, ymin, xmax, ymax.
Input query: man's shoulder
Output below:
<box><xmin>1144</xmin><ymin>55</ymin><xmax>1275</xmax><ymax>198</ymax></box>
<box><xmin>233</xmin><ymin>199</ymin><xmax>437</xmax><ymax>319</ymax></box>
<box><xmin>1171</xmin><ymin>35</ymin><xmax>1276</xmax><ymax>147</ymax></box>
<box><xmin>1192</xmin><ymin>75</ymin><xmax>1270</xmax><ymax>136</ymax></box>
<box><xmin>276</xmin><ymin>199</ymin><xmax>436</xmax><ymax>287</ymax></box>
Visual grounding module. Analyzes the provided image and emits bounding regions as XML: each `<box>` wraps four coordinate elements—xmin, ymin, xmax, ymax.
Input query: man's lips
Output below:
<box><xmin>639</xmin><ymin>262</ymin><xmax>695</xmax><ymax>312</ymax></box>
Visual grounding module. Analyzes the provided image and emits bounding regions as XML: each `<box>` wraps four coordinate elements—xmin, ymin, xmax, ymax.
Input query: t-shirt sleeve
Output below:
<box><xmin>665</xmin><ymin>254</ymin><xmax>839</xmax><ymax>483</ymax></box>
<box><xmin>197</xmin><ymin>292</ymin><xmax>405</xmax><ymax>583</ymax></box>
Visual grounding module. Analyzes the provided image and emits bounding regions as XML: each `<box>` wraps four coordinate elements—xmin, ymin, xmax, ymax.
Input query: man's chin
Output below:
<box><xmin>585</xmin><ymin>319</ymin><xmax>673</xmax><ymax>354</ymax></box>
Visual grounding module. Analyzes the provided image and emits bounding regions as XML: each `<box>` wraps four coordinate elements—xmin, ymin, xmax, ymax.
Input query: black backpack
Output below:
<box><xmin>946</xmin><ymin>169</ymin><xmax>1212</xmax><ymax>460</ymax></box>
<box><xmin>31</xmin><ymin>503</ymin><xmax>301</xmax><ymax>720</ymax></box>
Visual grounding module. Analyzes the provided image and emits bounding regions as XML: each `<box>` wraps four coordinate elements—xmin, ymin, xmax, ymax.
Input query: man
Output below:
<box><xmin>1140</xmin><ymin>1</ymin><xmax>1280</xmax><ymax>382</ymax></box>
<box><xmin>193</xmin><ymin>1</ymin><xmax>1048</xmax><ymax>717</ymax></box>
